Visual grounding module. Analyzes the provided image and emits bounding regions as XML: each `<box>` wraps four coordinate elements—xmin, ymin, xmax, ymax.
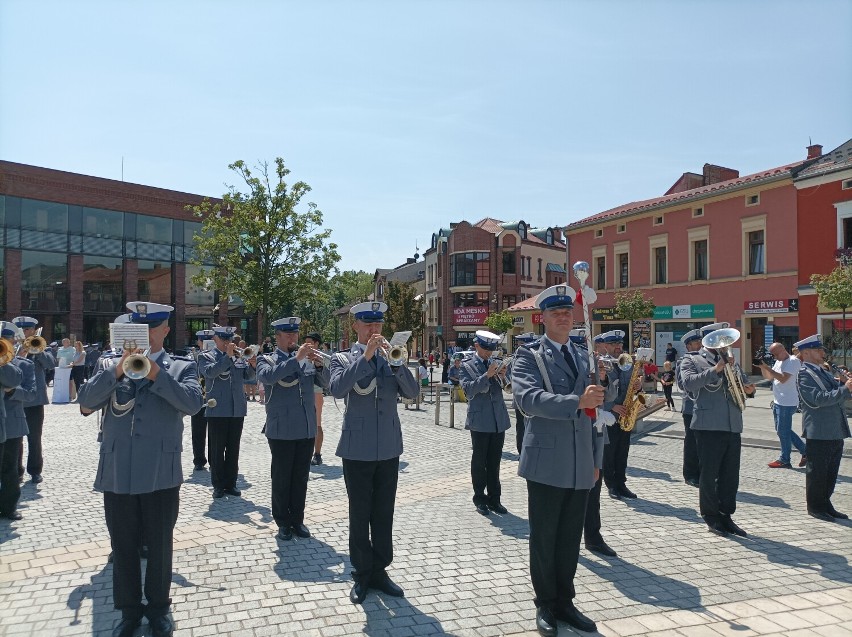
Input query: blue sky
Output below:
<box><xmin>2</xmin><ymin>0</ymin><xmax>850</xmax><ymax>273</ymax></box>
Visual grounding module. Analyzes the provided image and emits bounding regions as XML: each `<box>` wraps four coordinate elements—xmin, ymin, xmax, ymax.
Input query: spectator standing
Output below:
<box><xmin>643</xmin><ymin>358</ymin><xmax>659</xmax><ymax>392</ymax></box>
<box><xmin>71</xmin><ymin>341</ymin><xmax>86</xmax><ymax>400</ymax></box>
<box><xmin>440</xmin><ymin>354</ymin><xmax>449</xmax><ymax>384</ymax></box>
<box><xmin>261</xmin><ymin>336</ymin><xmax>274</xmax><ymax>355</ymax></box>
<box><xmin>665</xmin><ymin>342</ymin><xmax>677</xmax><ymax>364</ymax></box>
<box><xmin>759</xmin><ymin>342</ymin><xmax>806</xmax><ymax>469</ymax></box>
<box><xmin>657</xmin><ymin>361</ymin><xmax>676</xmax><ymax>410</ymax></box>
<box><xmin>57</xmin><ymin>338</ymin><xmax>75</xmax><ymax>368</ymax></box>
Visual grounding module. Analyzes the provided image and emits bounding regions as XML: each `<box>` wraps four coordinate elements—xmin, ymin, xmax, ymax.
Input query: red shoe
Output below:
<box><xmin>768</xmin><ymin>460</ymin><xmax>792</xmax><ymax>468</ymax></box>
<box><xmin>798</xmin><ymin>456</ymin><xmax>807</xmax><ymax>467</ymax></box>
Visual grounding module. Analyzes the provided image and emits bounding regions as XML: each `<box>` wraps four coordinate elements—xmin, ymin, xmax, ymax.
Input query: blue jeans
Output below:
<box><xmin>773</xmin><ymin>403</ymin><xmax>806</xmax><ymax>464</ymax></box>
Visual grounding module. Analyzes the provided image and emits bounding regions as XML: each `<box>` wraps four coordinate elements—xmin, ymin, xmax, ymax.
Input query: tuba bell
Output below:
<box><xmin>22</xmin><ymin>335</ymin><xmax>47</xmax><ymax>355</ymax></box>
<box><xmin>701</xmin><ymin>328</ymin><xmax>748</xmax><ymax>411</ymax></box>
<box><xmin>0</xmin><ymin>338</ymin><xmax>14</xmax><ymax>366</ymax></box>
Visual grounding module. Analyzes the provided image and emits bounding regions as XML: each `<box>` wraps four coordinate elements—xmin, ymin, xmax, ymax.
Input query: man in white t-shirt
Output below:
<box><xmin>759</xmin><ymin>342</ymin><xmax>806</xmax><ymax>468</ymax></box>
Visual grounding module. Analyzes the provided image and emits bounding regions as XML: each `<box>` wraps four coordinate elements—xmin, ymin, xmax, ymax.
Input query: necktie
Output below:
<box><xmin>561</xmin><ymin>345</ymin><xmax>579</xmax><ymax>377</ymax></box>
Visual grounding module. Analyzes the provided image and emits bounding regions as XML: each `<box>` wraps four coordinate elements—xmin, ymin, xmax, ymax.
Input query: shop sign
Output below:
<box><xmin>654</xmin><ymin>304</ymin><xmax>714</xmax><ymax>320</ymax></box>
<box><xmin>743</xmin><ymin>299</ymin><xmax>799</xmax><ymax>314</ymax></box>
<box><xmin>513</xmin><ymin>316</ymin><xmax>525</xmax><ymax>325</ymax></box>
<box><xmin>453</xmin><ymin>306</ymin><xmax>488</xmax><ymax>325</ymax></box>
<box><xmin>592</xmin><ymin>307</ymin><xmax>618</xmax><ymax>321</ymax></box>
<box><xmin>532</xmin><ymin>313</ymin><xmax>543</xmax><ymax>324</ymax></box>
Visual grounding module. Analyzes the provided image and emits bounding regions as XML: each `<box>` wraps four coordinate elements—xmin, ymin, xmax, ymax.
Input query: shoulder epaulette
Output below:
<box><xmin>524</xmin><ymin>341</ymin><xmax>542</xmax><ymax>351</ymax></box>
<box><xmin>170</xmin><ymin>354</ymin><xmax>194</xmax><ymax>362</ymax></box>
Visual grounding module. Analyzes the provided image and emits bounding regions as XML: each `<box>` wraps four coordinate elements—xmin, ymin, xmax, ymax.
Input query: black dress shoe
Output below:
<box><xmin>149</xmin><ymin>614</ymin><xmax>174</xmax><ymax>637</ymax></box>
<box><xmin>809</xmin><ymin>510</ymin><xmax>835</xmax><ymax>522</ymax></box>
<box><xmin>535</xmin><ymin>607</ymin><xmax>558</xmax><ymax>637</ymax></box>
<box><xmin>707</xmin><ymin>520</ymin><xmax>729</xmax><ymax>537</ymax></box>
<box><xmin>585</xmin><ymin>540</ymin><xmax>617</xmax><ymax>557</ymax></box>
<box><xmin>112</xmin><ymin>617</ymin><xmax>140</xmax><ymax>637</ymax></box>
<box><xmin>292</xmin><ymin>523</ymin><xmax>311</xmax><ymax>538</ymax></box>
<box><xmin>617</xmin><ymin>486</ymin><xmax>637</xmax><ymax>499</ymax></box>
<box><xmin>276</xmin><ymin>527</ymin><xmax>293</xmax><ymax>541</ymax></box>
<box><xmin>224</xmin><ymin>487</ymin><xmax>241</xmax><ymax>497</ymax></box>
<box><xmin>31</xmin><ymin>474</ymin><xmax>43</xmax><ymax>484</ymax></box>
<box><xmin>370</xmin><ymin>573</ymin><xmax>404</xmax><ymax>597</ymax></box>
<box><xmin>722</xmin><ymin>516</ymin><xmax>747</xmax><ymax>537</ymax></box>
<box><xmin>212</xmin><ymin>488</ymin><xmax>225</xmax><ymax>499</ymax></box>
<box><xmin>193</xmin><ymin>464</ymin><xmax>206</xmax><ymax>471</ymax></box>
<box><xmin>312</xmin><ymin>453</ymin><xmax>322</xmax><ymax>466</ymax></box>
<box><xmin>829</xmin><ymin>509</ymin><xmax>849</xmax><ymax>520</ymax></box>
<box><xmin>607</xmin><ymin>487</ymin><xmax>621</xmax><ymax>500</ymax></box>
<box><xmin>4</xmin><ymin>511</ymin><xmax>22</xmax><ymax>521</ymax></box>
<box><xmin>475</xmin><ymin>503</ymin><xmax>491</xmax><ymax>516</ymax></box>
<box><xmin>350</xmin><ymin>581</ymin><xmax>369</xmax><ymax>604</ymax></box>
<box><xmin>685</xmin><ymin>478</ymin><xmax>699</xmax><ymax>488</ymax></box>
<box><xmin>555</xmin><ymin>602</ymin><xmax>597</xmax><ymax>633</ymax></box>
<box><xmin>488</xmin><ymin>502</ymin><xmax>508</xmax><ymax>514</ymax></box>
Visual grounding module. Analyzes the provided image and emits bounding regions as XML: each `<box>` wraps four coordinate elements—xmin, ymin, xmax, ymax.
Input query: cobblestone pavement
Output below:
<box><xmin>1</xmin><ymin>392</ymin><xmax>850</xmax><ymax>637</ymax></box>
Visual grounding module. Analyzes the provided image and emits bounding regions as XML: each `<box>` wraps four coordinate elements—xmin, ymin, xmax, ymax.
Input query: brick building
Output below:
<box><xmin>563</xmin><ymin>147</ymin><xmax>819</xmax><ymax>370</ymax></box>
<box><xmin>0</xmin><ymin>161</ymin><xmax>253</xmax><ymax>349</ymax></box>
<box><xmin>423</xmin><ymin>218</ymin><xmax>567</xmax><ymax>352</ymax></box>
<box><xmin>793</xmin><ymin>139</ymin><xmax>852</xmax><ymax>360</ymax></box>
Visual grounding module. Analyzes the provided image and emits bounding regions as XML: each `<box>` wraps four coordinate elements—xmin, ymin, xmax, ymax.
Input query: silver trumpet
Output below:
<box><xmin>377</xmin><ymin>338</ymin><xmax>408</xmax><ymax>367</ymax></box>
<box><xmin>121</xmin><ymin>340</ymin><xmax>151</xmax><ymax>380</ymax></box>
<box><xmin>233</xmin><ymin>344</ymin><xmax>260</xmax><ymax>359</ymax></box>
<box><xmin>309</xmin><ymin>347</ymin><xmax>333</xmax><ymax>366</ymax></box>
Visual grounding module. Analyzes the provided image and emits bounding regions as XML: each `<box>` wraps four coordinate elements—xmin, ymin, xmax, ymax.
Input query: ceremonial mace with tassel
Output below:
<box><xmin>573</xmin><ymin>261</ymin><xmax>614</xmax><ymax>433</ymax></box>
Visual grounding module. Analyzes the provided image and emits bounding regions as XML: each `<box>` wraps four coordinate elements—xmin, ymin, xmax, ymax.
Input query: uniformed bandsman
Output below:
<box><xmin>329</xmin><ymin>302</ymin><xmax>420</xmax><ymax>605</ymax></box>
<box><xmin>256</xmin><ymin>318</ymin><xmax>330</xmax><ymax>541</ymax></box>
<box><xmin>0</xmin><ymin>322</ymin><xmax>35</xmax><ymax>521</ymax></box>
<box><xmin>13</xmin><ymin>316</ymin><xmax>56</xmax><ymax>484</ymax></box>
<box><xmin>594</xmin><ymin>330</ymin><xmax>640</xmax><ymax>502</ymax></box>
<box><xmin>191</xmin><ymin>329</ymin><xmax>214</xmax><ymax>471</ymax></box>
<box><xmin>198</xmin><ymin>325</ymin><xmax>256</xmax><ymax>499</ymax></box>
<box><xmin>676</xmin><ymin>329</ymin><xmax>702</xmax><ymax>487</ymax></box>
<box><xmin>77</xmin><ymin>302</ymin><xmax>201</xmax><ymax>637</ymax></box>
<box><xmin>459</xmin><ymin>330</ymin><xmax>511</xmax><ymax>516</ymax></box>
<box><xmin>794</xmin><ymin>334</ymin><xmax>851</xmax><ymax>521</ymax></box>
<box><xmin>679</xmin><ymin>322</ymin><xmax>755</xmax><ymax>538</ymax></box>
<box><xmin>581</xmin><ymin>329</ymin><xmax>618</xmax><ymax>558</ymax></box>
<box><xmin>0</xmin><ymin>343</ymin><xmax>23</xmax><ymax>509</ymax></box>
<box><xmin>512</xmin><ymin>285</ymin><xmax>604</xmax><ymax>636</ymax></box>
<box><xmin>510</xmin><ymin>332</ymin><xmax>538</xmax><ymax>454</ymax></box>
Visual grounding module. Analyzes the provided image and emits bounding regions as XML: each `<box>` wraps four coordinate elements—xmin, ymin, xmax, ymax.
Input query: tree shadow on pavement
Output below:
<box><xmin>731</xmin><ymin>534</ymin><xmax>852</xmax><ymax>585</ymax></box>
<box><xmin>736</xmin><ymin>491</ymin><xmax>791</xmax><ymax>509</ymax></box>
<box><xmin>273</xmin><ymin>535</ymin><xmax>348</xmax><ymax>584</ymax></box>
<box><xmin>626</xmin><ymin>466</ymin><xmax>678</xmax><ymax>482</ymax></box>
<box><xmin>203</xmin><ymin>496</ymin><xmax>273</xmax><ymax>529</ymax></box>
<box><xmin>486</xmin><ymin>510</ymin><xmax>529</xmax><ymax>540</ymax></box>
<box><xmin>579</xmin><ymin>555</ymin><xmax>703</xmax><ymax>610</ymax></box>
<box><xmin>66</xmin><ymin>564</ymin><xmax>118</xmax><ymax>637</ymax></box>
<box><xmin>360</xmin><ymin>595</ymin><xmax>456</xmax><ymax>637</ymax></box>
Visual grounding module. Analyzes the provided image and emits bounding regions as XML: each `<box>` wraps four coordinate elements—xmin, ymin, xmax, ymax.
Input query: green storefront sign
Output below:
<box><xmin>653</xmin><ymin>304</ymin><xmax>715</xmax><ymax>320</ymax></box>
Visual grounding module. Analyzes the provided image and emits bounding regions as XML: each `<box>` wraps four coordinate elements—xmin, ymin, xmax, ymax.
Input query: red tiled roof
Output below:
<box><xmin>473</xmin><ymin>217</ymin><xmax>566</xmax><ymax>247</ymax></box>
<box><xmin>566</xmin><ymin>160</ymin><xmax>803</xmax><ymax>230</ymax></box>
<box><xmin>507</xmin><ymin>296</ymin><xmax>538</xmax><ymax>312</ymax></box>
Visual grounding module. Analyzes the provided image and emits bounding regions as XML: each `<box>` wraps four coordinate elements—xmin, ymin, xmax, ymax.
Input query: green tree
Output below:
<box><xmin>812</xmin><ymin>259</ymin><xmax>852</xmax><ymax>366</ymax></box>
<box><xmin>613</xmin><ymin>289</ymin><xmax>656</xmax><ymax>321</ymax></box>
<box><xmin>298</xmin><ymin>270</ymin><xmax>374</xmax><ymax>343</ymax></box>
<box><xmin>382</xmin><ymin>281</ymin><xmax>422</xmax><ymax>345</ymax></box>
<box><xmin>187</xmin><ymin>158</ymin><xmax>340</xmax><ymax>332</ymax></box>
<box><xmin>484</xmin><ymin>310</ymin><xmax>514</xmax><ymax>335</ymax></box>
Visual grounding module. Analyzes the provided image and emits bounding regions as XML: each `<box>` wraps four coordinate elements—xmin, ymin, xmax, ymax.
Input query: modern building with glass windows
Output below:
<box><xmin>0</xmin><ymin>161</ymin><xmax>253</xmax><ymax>349</ymax></box>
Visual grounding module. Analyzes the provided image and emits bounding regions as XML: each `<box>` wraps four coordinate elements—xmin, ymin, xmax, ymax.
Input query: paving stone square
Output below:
<box><xmin>0</xmin><ymin>388</ymin><xmax>850</xmax><ymax>636</ymax></box>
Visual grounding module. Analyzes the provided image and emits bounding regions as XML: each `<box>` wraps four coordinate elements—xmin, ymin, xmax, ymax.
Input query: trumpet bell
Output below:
<box><xmin>0</xmin><ymin>338</ymin><xmax>14</xmax><ymax>366</ymax></box>
<box><xmin>122</xmin><ymin>353</ymin><xmax>151</xmax><ymax>380</ymax></box>
<box><xmin>702</xmin><ymin>328</ymin><xmax>741</xmax><ymax>350</ymax></box>
<box><xmin>24</xmin><ymin>335</ymin><xmax>47</xmax><ymax>355</ymax></box>
<box><xmin>387</xmin><ymin>345</ymin><xmax>407</xmax><ymax>367</ymax></box>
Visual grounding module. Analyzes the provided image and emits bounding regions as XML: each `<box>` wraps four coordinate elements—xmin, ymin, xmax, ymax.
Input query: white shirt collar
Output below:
<box><xmin>544</xmin><ymin>335</ymin><xmax>569</xmax><ymax>351</ymax></box>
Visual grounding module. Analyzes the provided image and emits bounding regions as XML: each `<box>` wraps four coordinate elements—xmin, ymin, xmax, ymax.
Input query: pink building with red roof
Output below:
<box><xmin>562</xmin><ymin>148</ymin><xmax>819</xmax><ymax>370</ymax></box>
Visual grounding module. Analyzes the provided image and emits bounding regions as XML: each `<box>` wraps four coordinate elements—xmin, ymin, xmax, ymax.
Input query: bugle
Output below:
<box><xmin>121</xmin><ymin>339</ymin><xmax>151</xmax><ymax>380</ymax></box>
<box><xmin>377</xmin><ymin>338</ymin><xmax>407</xmax><ymax>367</ymax></box>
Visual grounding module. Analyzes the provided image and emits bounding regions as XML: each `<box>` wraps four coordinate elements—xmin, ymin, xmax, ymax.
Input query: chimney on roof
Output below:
<box><xmin>702</xmin><ymin>164</ymin><xmax>739</xmax><ymax>185</ymax></box>
<box><xmin>406</xmin><ymin>257</ymin><xmax>415</xmax><ymax>264</ymax></box>
<box><xmin>807</xmin><ymin>143</ymin><xmax>823</xmax><ymax>160</ymax></box>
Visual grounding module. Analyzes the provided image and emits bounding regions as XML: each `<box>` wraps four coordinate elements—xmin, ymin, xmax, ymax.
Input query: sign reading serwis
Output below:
<box><xmin>743</xmin><ymin>299</ymin><xmax>798</xmax><ymax>314</ymax></box>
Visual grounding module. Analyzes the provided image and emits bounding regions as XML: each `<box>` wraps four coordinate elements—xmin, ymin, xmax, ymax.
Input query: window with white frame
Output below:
<box><xmin>741</xmin><ymin>215</ymin><xmax>767</xmax><ymax>277</ymax></box>
<box><xmin>614</xmin><ymin>241</ymin><xmax>630</xmax><ymax>288</ymax></box>
<box><xmin>592</xmin><ymin>245</ymin><xmax>607</xmax><ymax>290</ymax></box>
<box><xmin>688</xmin><ymin>226</ymin><xmax>710</xmax><ymax>281</ymax></box>
<box><xmin>649</xmin><ymin>234</ymin><xmax>667</xmax><ymax>285</ymax></box>
<box><xmin>835</xmin><ymin>201</ymin><xmax>852</xmax><ymax>249</ymax></box>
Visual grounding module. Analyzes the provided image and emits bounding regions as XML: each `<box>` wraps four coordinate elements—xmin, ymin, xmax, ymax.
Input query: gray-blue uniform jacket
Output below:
<box><xmin>797</xmin><ymin>363</ymin><xmax>852</xmax><ymax>441</ymax></box>
<box><xmin>78</xmin><ymin>351</ymin><xmax>202</xmax><ymax>494</ymax></box>
<box><xmin>675</xmin><ymin>353</ymin><xmax>698</xmax><ymax>416</ymax></box>
<box><xmin>198</xmin><ymin>348</ymin><xmax>255</xmax><ymax>418</ymax></box>
<box><xmin>679</xmin><ymin>348</ymin><xmax>748</xmax><ymax>433</ymax></box>
<box><xmin>3</xmin><ymin>358</ymin><xmax>35</xmax><ymax>439</ymax></box>
<box><xmin>256</xmin><ymin>349</ymin><xmax>330</xmax><ymax>440</ymax></box>
<box><xmin>459</xmin><ymin>356</ymin><xmax>511</xmax><ymax>433</ymax></box>
<box><xmin>330</xmin><ymin>343</ymin><xmax>421</xmax><ymax>461</ymax></box>
<box><xmin>0</xmin><ymin>363</ymin><xmax>23</xmax><ymax>444</ymax></box>
<box><xmin>22</xmin><ymin>351</ymin><xmax>55</xmax><ymax>408</ymax></box>
<box><xmin>512</xmin><ymin>338</ymin><xmax>605</xmax><ymax>490</ymax></box>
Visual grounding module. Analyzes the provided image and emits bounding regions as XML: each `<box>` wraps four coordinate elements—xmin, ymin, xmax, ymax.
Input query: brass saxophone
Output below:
<box><xmin>618</xmin><ymin>352</ymin><xmax>647</xmax><ymax>432</ymax></box>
